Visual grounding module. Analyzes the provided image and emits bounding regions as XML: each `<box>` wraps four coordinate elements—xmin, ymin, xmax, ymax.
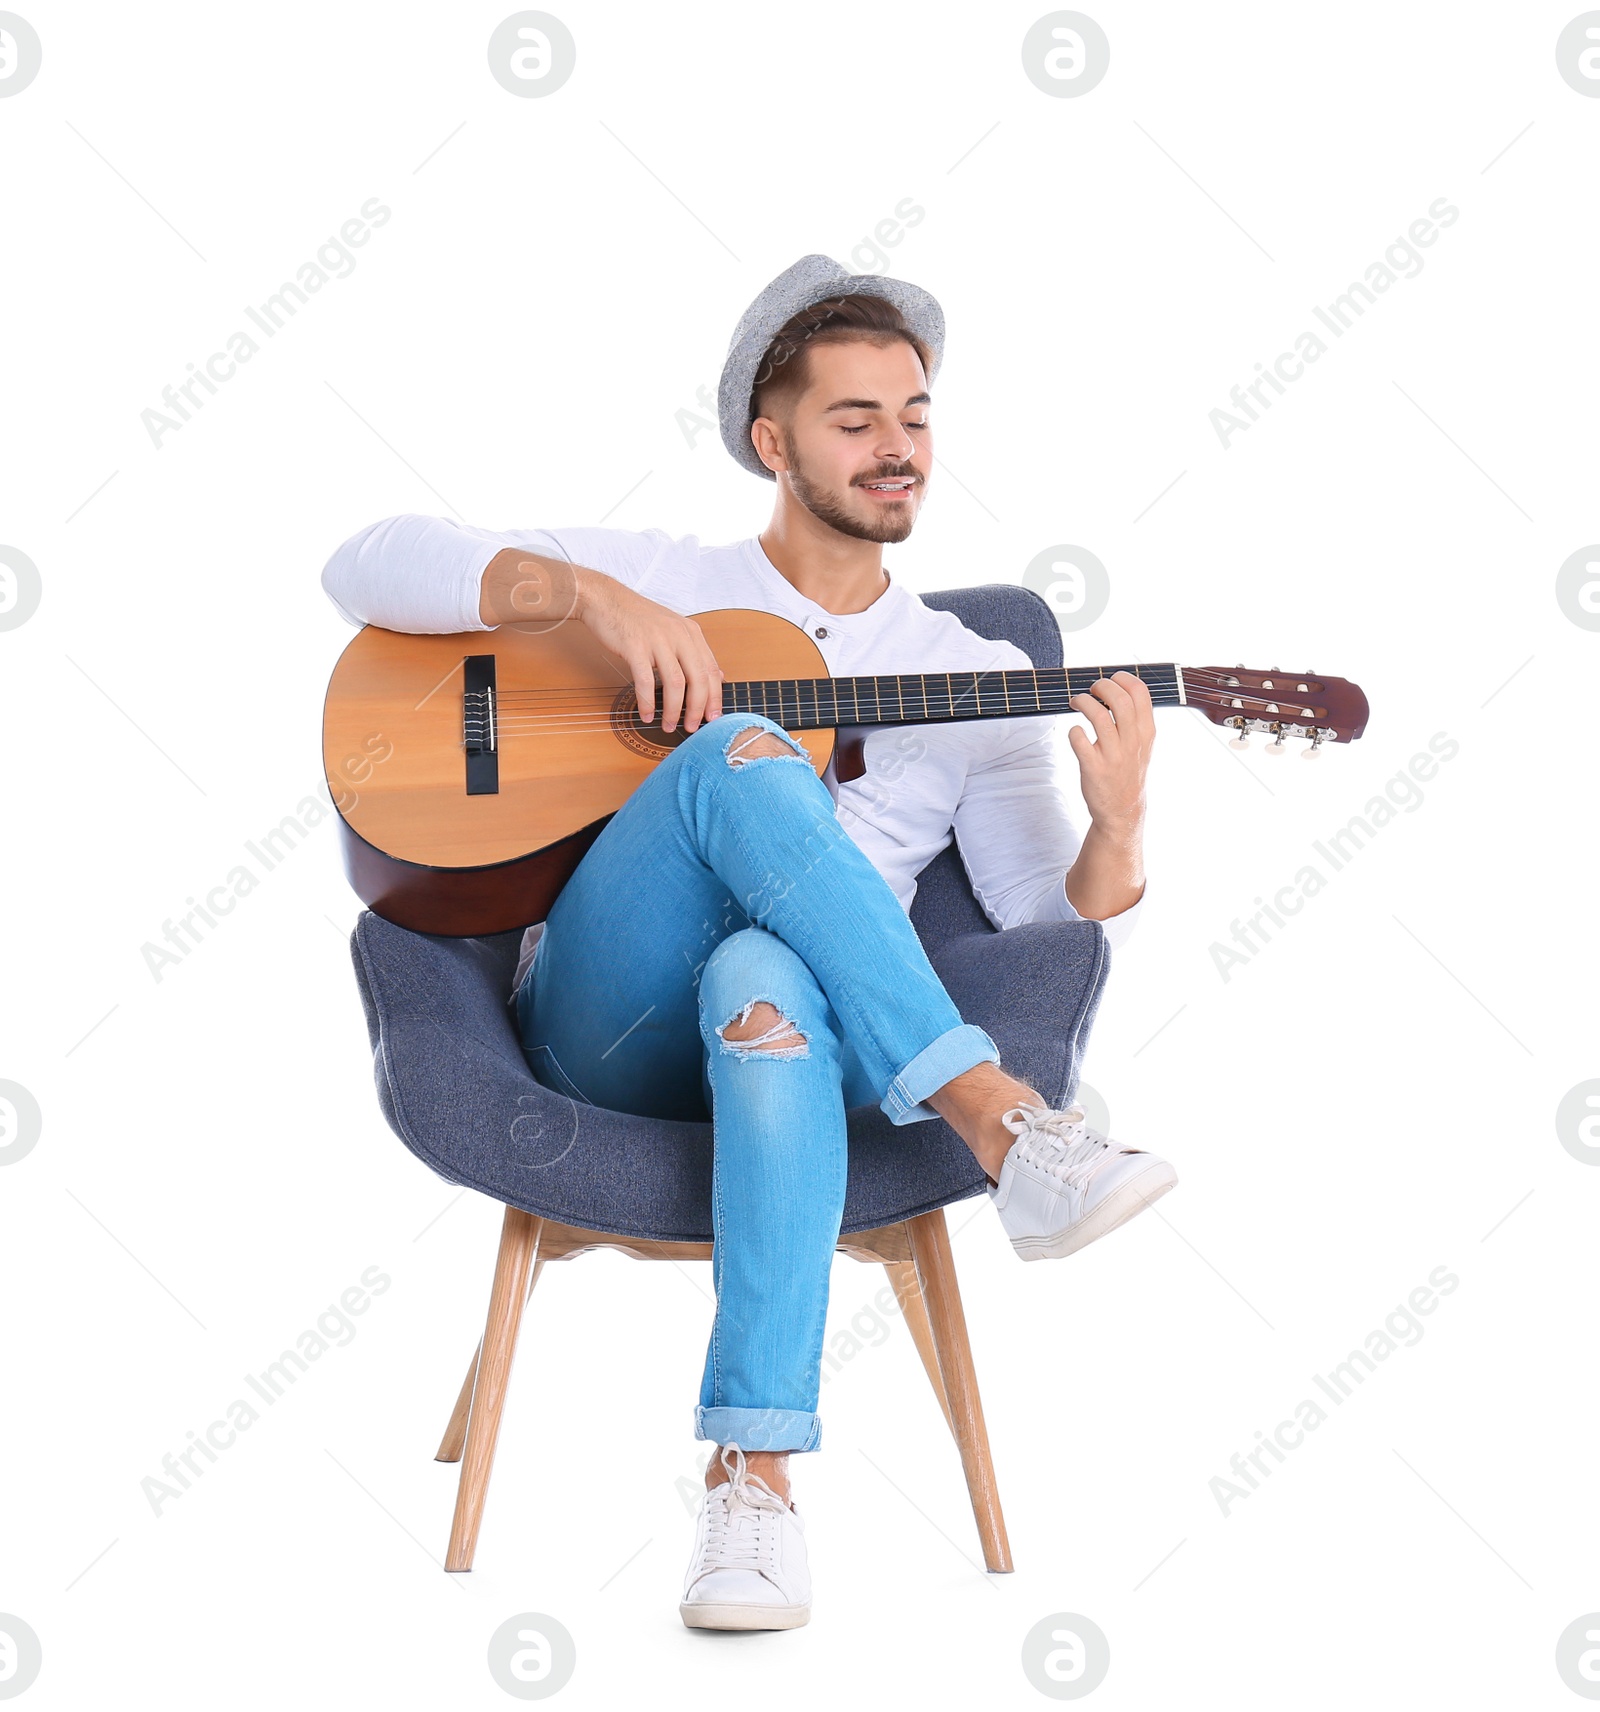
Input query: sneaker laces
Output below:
<box><xmin>1002</xmin><ymin>1102</ymin><xmax>1118</xmax><ymax>1189</ymax></box>
<box><xmin>696</xmin><ymin>1444</ymin><xmax>790</xmax><ymax>1574</ymax></box>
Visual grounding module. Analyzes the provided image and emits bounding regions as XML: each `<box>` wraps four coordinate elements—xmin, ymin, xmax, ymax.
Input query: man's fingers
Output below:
<box><xmin>679</xmin><ymin>658</ymin><xmax>714</xmax><ymax>733</ymax></box>
<box><xmin>697</xmin><ymin>641</ymin><xmax>725</xmax><ymax>729</ymax></box>
<box><xmin>1087</xmin><ymin>675</ymin><xmax>1137</xmax><ymax>719</ymax></box>
<box><xmin>679</xmin><ymin>672</ymin><xmax>703</xmax><ymax>733</ymax></box>
<box><xmin>657</xmin><ymin>657</ymin><xmax>687</xmax><ymax>732</ymax></box>
<box><xmin>628</xmin><ymin>651</ymin><xmax>656</xmax><ymax>725</ymax></box>
<box><xmin>1071</xmin><ymin>690</ymin><xmax>1117</xmax><ymax>742</ymax></box>
<box><xmin>1080</xmin><ymin>673</ymin><xmax>1159</xmax><ymax>748</ymax></box>
<box><xmin>682</xmin><ymin>639</ymin><xmax>724</xmax><ymax>732</ymax></box>
<box><xmin>1110</xmin><ymin>671</ymin><xmax>1157</xmax><ymax>740</ymax></box>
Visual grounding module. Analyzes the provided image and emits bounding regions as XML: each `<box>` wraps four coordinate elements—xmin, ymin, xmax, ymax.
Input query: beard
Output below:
<box><xmin>782</xmin><ymin>436</ymin><xmax>920</xmax><ymax>544</ymax></box>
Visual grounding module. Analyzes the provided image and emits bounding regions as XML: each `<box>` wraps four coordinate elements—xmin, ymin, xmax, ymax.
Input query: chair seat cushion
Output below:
<box><xmin>350</xmin><ymin>901</ymin><xmax>1108</xmax><ymax>1242</ymax></box>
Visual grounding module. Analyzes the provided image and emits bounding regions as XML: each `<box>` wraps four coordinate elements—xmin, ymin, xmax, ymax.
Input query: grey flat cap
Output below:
<box><xmin>718</xmin><ymin>252</ymin><xmax>945</xmax><ymax>480</ymax></box>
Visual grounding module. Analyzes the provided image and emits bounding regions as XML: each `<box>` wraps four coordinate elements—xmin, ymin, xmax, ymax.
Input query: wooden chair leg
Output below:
<box><xmin>883</xmin><ymin>1259</ymin><xmax>955</xmax><ymax>1437</ymax></box>
<box><xmin>445</xmin><ymin>1209</ymin><xmax>543</xmax><ymax>1572</ymax></box>
<box><xmin>905</xmin><ymin>1208</ymin><xmax>1013</xmax><ymax>1574</ymax></box>
<box><xmin>437</xmin><ymin>1259</ymin><xmax>545</xmax><ymax>1464</ymax></box>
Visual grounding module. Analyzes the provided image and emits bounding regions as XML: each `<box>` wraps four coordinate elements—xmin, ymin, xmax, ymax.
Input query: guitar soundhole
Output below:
<box><xmin>610</xmin><ymin>688</ymin><xmax>697</xmax><ymax>760</ymax></box>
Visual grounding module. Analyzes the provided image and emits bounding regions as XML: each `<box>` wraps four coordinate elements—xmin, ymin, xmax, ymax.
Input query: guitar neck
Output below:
<box><xmin>721</xmin><ymin>664</ymin><xmax>1185</xmax><ymax>729</ymax></box>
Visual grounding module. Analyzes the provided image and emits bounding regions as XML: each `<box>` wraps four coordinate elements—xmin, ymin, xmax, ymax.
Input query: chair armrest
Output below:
<box><xmin>927</xmin><ymin>918</ymin><xmax>1110</xmax><ymax>1109</ymax></box>
<box><xmin>351</xmin><ymin>915</ymin><xmax>528</xmax><ymax>1074</ymax></box>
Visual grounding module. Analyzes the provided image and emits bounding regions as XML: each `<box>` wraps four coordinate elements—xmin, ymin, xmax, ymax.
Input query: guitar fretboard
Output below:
<box><xmin>721</xmin><ymin>664</ymin><xmax>1183</xmax><ymax>729</ymax></box>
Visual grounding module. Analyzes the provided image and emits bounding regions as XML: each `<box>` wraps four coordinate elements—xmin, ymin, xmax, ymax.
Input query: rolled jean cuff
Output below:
<box><xmin>694</xmin><ymin>1405</ymin><xmax>821</xmax><ymax>1454</ymax></box>
<box><xmin>882</xmin><ymin>1022</ymin><xmax>1002</xmax><ymax>1125</ymax></box>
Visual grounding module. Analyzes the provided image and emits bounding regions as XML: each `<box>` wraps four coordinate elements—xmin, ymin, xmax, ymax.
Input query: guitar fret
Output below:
<box><xmin>727</xmin><ymin>666</ymin><xmax>1189</xmax><ymax>730</ymax></box>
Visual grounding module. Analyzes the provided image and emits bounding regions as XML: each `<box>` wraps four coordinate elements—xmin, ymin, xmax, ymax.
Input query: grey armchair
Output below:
<box><xmin>348</xmin><ymin>585</ymin><xmax>1110</xmax><ymax>1575</ymax></box>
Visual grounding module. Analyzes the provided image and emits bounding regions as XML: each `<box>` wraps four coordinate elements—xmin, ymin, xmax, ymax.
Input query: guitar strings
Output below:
<box><xmin>481</xmin><ymin>684</ymin><xmax>1311</xmax><ymax>723</ymax></box>
<box><xmin>484</xmin><ymin>675</ymin><xmax>1293</xmax><ymax>700</ymax></box>
<box><xmin>481</xmin><ymin>699</ymin><xmax>1325</xmax><ymax>735</ymax></box>
<box><xmin>461</xmin><ymin>670</ymin><xmax>1328</xmax><ymax>734</ymax></box>
<box><xmin>486</xmin><ymin>681</ymin><xmax>1190</xmax><ymax>705</ymax></box>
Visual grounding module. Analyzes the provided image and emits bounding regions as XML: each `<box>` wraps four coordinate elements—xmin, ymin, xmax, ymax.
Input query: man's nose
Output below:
<box><xmin>875</xmin><ymin>425</ymin><xmax>917</xmax><ymax>465</ymax></box>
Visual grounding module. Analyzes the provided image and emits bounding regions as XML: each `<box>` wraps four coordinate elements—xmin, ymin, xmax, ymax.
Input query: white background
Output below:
<box><xmin>2</xmin><ymin>2</ymin><xmax>1597</xmax><ymax>1706</ymax></box>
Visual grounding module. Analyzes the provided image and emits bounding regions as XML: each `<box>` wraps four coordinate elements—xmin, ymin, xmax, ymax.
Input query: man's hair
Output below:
<box><xmin>748</xmin><ymin>293</ymin><xmax>933</xmax><ymax>431</ymax></box>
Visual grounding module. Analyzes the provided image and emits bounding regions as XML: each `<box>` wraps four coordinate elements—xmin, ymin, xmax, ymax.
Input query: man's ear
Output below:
<box><xmin>750</xmin><ymin>415</ymin><xmax>787</xmax><ymax>475</ymax></box>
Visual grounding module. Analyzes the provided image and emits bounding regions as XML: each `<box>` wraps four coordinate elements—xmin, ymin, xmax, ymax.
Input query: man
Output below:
<box><xmin>321</xmin><ymin>253</ymin><xmax>1176</xmax><ymax>1632</ymax></box>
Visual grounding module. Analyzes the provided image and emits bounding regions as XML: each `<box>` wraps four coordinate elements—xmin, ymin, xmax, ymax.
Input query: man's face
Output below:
<box><xmin>756</xmin><ymin>338</ymin><xmax>932</xmax><ymax>544</ymax></box>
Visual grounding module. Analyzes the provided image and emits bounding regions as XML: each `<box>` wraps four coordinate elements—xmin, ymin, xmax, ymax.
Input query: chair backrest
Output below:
<box><xmin>906</xmin><ymin>582</ymin><xmax>1063</xmax><ymax>953</ymax></box>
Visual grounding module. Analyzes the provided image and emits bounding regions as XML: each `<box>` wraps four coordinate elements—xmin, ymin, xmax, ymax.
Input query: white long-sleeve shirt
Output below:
<box><xmin>320</xmin><ymin>515</ymin><xmax>1143</xmax><ymax>988</ymax></box>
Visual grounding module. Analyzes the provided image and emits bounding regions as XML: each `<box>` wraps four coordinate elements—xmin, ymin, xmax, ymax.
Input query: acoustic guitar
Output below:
<box><xmin>323</xmin><ymin>607</ymin><xmax>1369</xmax><ymax>936</ymax></box>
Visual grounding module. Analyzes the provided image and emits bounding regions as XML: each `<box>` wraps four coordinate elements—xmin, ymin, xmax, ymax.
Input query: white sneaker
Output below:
<box><xmin>679</xmin><ymin>1445</ymin><xmax>811</xmax><ymax>1631</ymax></box>
<box><xmin>989</xmin><ymin>1101</ymin><xmax>1177</xmax><ymax>1261</ymax></box>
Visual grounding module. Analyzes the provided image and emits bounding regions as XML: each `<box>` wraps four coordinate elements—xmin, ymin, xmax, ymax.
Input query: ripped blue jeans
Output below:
<box><xmin>513</xmin><ymin>712</ymin><xmax>1001</xmax><ymax>1453</ymax></box>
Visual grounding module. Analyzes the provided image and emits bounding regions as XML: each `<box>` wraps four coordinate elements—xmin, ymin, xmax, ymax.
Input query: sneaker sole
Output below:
<box><xmin>1010</xmin><ymin>1161</ymin><xmax>1178</xmax><ymax>1261</ymax></box>
<box><xmin>679</xmin><ymin>1600</ymin><xmax>811</xmax><ymax>1631</ymax></box>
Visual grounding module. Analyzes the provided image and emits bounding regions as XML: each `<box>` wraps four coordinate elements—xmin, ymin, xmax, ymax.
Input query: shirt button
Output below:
<box><xmin>814</xmin><ymin>626</ymin><xmax>829</xmax><ymax>638</ymax></box>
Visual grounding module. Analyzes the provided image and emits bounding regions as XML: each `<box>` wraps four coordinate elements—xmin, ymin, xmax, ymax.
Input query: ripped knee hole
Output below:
<box><xmin>717</xmin><ymin>999</ymin><xmax>810</xmax><ymax>1058</ymax></box>
<box><xmin>726</xmin><ymin>726</ymin><xmax>806</xmax><ymax>767</ymax></box>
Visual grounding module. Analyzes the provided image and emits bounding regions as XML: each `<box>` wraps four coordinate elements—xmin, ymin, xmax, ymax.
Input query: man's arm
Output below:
<box><xmin>1061</xmin><ymin>670</ymin><xmax>1154</xmax><ymax>922</ymax></box>
<box><xmin>1063</xmin><ymin>817</ymin><xmax>1146</xmax><ymax>923</ymax></box>
<box><xmin>949</xmin><ymin>725</ymin><xmax>1144</xmax><ymax>945</ymax></box>
<box><xmin>321</xmin><ymin>515</ymin><xmax>724</xmax><ymax>731</ymax></box>
<box><xmin>949</xmin><ymin>668</ymin><xmax>1153</xmax><ymax>946</ymax></box>
<box><xmin>474</xmin><ymin>547</ymin><xmax>724</xmax><ymax>730</ymax></box>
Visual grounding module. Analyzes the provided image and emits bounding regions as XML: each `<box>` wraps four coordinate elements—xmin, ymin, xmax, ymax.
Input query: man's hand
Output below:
<box><xmin>1062</xmin><ymin>671</ymin><xmax>1155</xmax><ymax>922</ymax></box>
<box><xmin>479</xmin><ymin>549</ymin><xmax>724</xmax><ymax>732</ymax></box>
<box><xmin>1066</xmin><ymin>670</ymin><xmax>1155</xmax><ymax>829</ymax></box>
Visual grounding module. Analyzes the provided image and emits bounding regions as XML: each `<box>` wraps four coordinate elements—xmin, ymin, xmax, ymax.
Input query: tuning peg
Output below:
<box><xmin>1302</xmin><ymin>734</ymin><xmax>1324</xmax><ymax>760</ymax></box>
<box><xmin>1228</xmin><ymin>732</ymin><xmax>1251</xmax><ymax>750</ymax></box>
<box><xmin>1264</xmin><ymin>732</ymin><xmax>1287</xmax><ymax>756</ymax></box>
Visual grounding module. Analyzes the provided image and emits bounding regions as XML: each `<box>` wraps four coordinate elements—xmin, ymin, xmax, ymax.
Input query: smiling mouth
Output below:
<box><xmin>859</xmin><ymin>478</ymin><xmax>916</xmax><ymax>497</ymax></box>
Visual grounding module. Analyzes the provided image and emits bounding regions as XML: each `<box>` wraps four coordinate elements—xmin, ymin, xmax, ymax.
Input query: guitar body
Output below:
<box><xmin>323</xmin><ymin>608</ymin><xmax>833</xmax><ymax>936</ymax></box>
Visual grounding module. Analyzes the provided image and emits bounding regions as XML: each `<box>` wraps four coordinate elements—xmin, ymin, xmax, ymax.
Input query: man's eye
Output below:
<box><xmin>840</xmin><ymin>424</ymin><xmax>869</xmax><ymax>434</ymax></box>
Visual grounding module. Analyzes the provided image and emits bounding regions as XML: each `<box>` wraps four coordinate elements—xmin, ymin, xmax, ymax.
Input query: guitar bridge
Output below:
<box><xmin>463</xmin><ymin>654</ymin><xmax>499</xmax><ymax>795</ymax></box>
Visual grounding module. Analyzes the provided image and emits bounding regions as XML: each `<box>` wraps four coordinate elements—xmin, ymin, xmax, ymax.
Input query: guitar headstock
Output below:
<box><xmin>1183</xmin><ymin>667</ymin><xmax>1369</xmax><ymax>756</ymax></box>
